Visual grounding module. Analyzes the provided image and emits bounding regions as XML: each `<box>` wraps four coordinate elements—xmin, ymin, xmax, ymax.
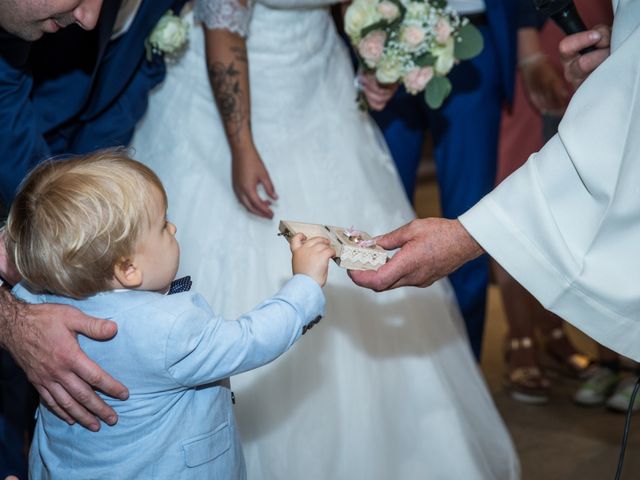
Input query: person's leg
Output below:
<box><xmin>0</xmin><ymin>351</ymin><xmax>33</xmax><ymax>479</ymax></box>
<box><xmin>605</xmin><ymin>353</ymin><xmax>640</xmax><ymax>412</ymax></box>
<box><xmin>574</xmin><ymin>345</ymin><xmax>622</xmax><ymax>407</ymax></box>
<box><xmin>428</xmin><ymin>26</ymin><xmax>501</xmax><ymax>359</ymax></box>
<box><xmin>536</xmin><ymin>309</ymin><xmax>592</xmax><ymax>376</ymax></box>
<box><xmin>371</xmin><ymin>89</ymin><xmax>427</xmax><ymax>202</ymax></box>
<box><xmin>493</xmin><ymin>262</ymin><xmax>551</xmax><ymax>402</ymax></box>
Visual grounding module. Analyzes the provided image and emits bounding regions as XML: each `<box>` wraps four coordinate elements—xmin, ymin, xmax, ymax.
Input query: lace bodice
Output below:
<box><xmin>194</xmin><ymin>0</ymin><xmax>341</xmax><ymax>36</ymax></box>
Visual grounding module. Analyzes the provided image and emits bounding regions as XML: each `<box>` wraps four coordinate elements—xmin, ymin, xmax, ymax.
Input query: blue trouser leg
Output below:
<box><xmin>427</xmin><ymin>26</ymin><xmax>501</xmax><ymax>358</ymax></box>
<box><xmin>373</xmin><ymin>26</ymin><xmax>501</xmax><ymax>359</ymax></box>
<box><xmin>371</xmin><ymin>91</ymin><xmax>426</xmax><ymax>202</ymax></box>
<box><xmin>0</xmin><ymin>350</ymin><xmax>33</xmax><ymax>479</ymax></box>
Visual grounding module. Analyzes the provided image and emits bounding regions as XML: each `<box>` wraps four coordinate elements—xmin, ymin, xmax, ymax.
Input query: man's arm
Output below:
<box><xmin>348</xmin><ymin>218</ymin><xmax>483</xmax><ymax>291</ymax></box>
<box><xmin>0</xmin><ymin>33</ymin><xmax>52</xmax><ymax>206</ymax></box>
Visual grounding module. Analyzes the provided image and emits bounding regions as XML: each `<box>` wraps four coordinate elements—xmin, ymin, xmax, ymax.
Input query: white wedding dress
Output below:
<box><xmin>132</xmin><ymin>1</ymin><xmax>519</xmax><ymax>478</ymax></box>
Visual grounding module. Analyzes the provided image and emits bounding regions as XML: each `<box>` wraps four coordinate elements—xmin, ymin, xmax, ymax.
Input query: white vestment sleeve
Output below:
<box><xmin>460</xmin><ymin>0</ymin><xmax>640</xmax><ymax>360</ymax></box>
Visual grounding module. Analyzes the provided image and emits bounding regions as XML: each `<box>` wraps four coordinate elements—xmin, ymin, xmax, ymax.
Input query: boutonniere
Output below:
<box><xmin>145</xmin><ymin>10</ymin><xmax>189</xmax><ymax>62</ymax></box>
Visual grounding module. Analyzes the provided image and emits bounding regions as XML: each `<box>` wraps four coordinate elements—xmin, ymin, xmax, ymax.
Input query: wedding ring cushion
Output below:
<box><xmin>278</xmin><ymin>220</ymin><xmax>387</xmax><ymax>271</ymax></box>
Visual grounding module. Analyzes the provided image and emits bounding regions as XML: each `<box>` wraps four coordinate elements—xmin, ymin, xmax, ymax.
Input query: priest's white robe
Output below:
<box><xmin>459</xmin><ymin>0</ymin><xmax>640</xmax><ymax>361</ymax></box>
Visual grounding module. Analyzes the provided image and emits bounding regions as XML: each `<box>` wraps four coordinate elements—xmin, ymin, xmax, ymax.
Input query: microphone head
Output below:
<box><xmin>531</xmin><ymin>0</ymin><xmax>573</xmax><ymax>16</ymax></box>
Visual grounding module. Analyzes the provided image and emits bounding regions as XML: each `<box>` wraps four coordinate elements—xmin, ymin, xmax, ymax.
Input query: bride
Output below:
<box><xmin>132</xmin><ymin>0</ymin><xmax>519</xmax><ymax>478</ymax></box>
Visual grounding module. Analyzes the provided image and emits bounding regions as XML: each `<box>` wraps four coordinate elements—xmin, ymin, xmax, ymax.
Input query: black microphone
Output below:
<box><xmin>532</xmin><ymin>0</ymin><xmax>596</xmax><ymax>54</ymax></box>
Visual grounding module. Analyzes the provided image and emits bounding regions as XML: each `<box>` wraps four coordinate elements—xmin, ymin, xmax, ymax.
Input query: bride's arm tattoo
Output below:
<box><xmin>207</xmin><ymin>45</ymin><xmax>249</xmax><ymax>143</ymax></box>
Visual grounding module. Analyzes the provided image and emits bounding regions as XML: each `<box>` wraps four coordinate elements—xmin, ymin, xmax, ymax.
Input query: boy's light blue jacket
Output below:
<box><xmin>14</xmin><ymin>274</ymin><xmax>324</xmax><ymax>479</ymax></box>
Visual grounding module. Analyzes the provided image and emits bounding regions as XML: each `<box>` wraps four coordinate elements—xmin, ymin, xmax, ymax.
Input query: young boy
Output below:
<box><xmin>4</xmin><ymin>149</ymin><xmax>335</xmax><ymax>479</ymax></box>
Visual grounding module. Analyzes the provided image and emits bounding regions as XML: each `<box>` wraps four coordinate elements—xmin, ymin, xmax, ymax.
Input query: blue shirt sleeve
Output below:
<box><xmin>165</xmin><ymin>274</ymin><xmax>325</xmax><ymax>387</ymax></box>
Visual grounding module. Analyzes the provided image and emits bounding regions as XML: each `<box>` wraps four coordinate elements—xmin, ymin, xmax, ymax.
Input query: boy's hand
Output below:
<box><xmin>290</xmin><ymin>234</ymin><xmax>335</xmax><ymax>287</ymax></box>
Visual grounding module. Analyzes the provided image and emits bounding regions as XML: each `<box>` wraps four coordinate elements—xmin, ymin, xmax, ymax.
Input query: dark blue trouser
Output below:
<box><xmin>0</xmin><ymin>350</ymin><xmax>35</xmax><ymax>479</ymax></box>
<box><xmin>372</xmin><ymin>26</ymin><xmax>502</xmax><ymax>359</ymax></box>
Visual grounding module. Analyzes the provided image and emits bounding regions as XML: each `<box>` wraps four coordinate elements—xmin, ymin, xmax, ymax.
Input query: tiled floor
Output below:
<box><xmin>414</xmin><ymin>174</ymin><xmax>640</xmax><ymax>480</ymax></box>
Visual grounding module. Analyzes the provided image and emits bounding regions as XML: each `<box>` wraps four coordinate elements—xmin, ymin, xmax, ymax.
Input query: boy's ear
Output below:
<box><xmin>113</xmin><ymin>257</ymin><xmax>143</xmax><ymax>288</ymax></box>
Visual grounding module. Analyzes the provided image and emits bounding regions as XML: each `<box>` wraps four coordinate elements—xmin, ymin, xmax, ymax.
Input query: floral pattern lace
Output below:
<box><xmin>194</xmin><ymin>0</ymin><xmax>254</xmax><ymax>37</ymax></box>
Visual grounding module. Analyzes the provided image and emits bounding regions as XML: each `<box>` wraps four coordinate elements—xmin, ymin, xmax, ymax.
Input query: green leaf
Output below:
<box><xmin>360</xmin><ymin>20</ymin><xmax>389</xmax><ymax>39</ymax></box>
<box><xmin>424</xmin><ymin>76</ymin><xmax>452</xmax><ymax>109</ymax></box>
<box><xmin>429</xmin><ymin>0</ymin><xmax>447</xmax><ymax>9</ymax></box>
<box><xmin>454</xmin><ymin>23</ymin><xmax>484</xmax><ymax>60</ymax></box>
<box><xmin>414</xmin><ymin>52</ymin><xmax>436</xmax><ymax>67</ymax></box>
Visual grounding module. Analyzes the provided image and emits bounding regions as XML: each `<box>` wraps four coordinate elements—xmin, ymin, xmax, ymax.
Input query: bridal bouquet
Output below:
<box><xmin>345</xmin><ymin>0</ymin><xmax>484</xmax><ymax>109</ymax></box>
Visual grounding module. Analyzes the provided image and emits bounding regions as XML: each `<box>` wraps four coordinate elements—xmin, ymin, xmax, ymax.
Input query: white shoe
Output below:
<box><xmin>606</xmin><ymin>376</ymin><xmax>640</xmax><ymax>412</ymax></box>
<box><xmin>573</xmin><ymin>367</ymin><xmax>619</xmax><ymax>406</ymax></box>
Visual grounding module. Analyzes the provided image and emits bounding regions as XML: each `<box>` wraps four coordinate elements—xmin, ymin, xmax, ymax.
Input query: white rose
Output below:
<box><xmin>345</xmin><ymin>0</ymin><xmax>382</xmax><ymax>42</ymax></box>
<box><xmin>401</xmin><ymin>25</ymin><xmax>426</xmax><ymax>50</ymax></box>
<box><xmin>149</xmin><ymin>11</ymin><xmax>189</xmax><ymax>54</ymax></box>
<box><xmin>403</xmin><ymin>66</ymin><xmax>434</xmax><ymax>94</ymax></box>
<box><xmin>405</xmin><ymin>2</ymin><xmax>430</xmax><ymax>20</ymax></box>
<box><xmin>358</xmin><ymin>30</ymin><xmax>387</xmax><ymax>68</ymax></box>
<box><xmin>433</xmin><ymin>36</ymin><xmax>455</xmax><ymax>74</ymax></box>
<box><xmin>434</xmin><ymin>18</ymin><xmax>453</xmax><ymax>44</ymax></box>
<box><xmin>375</xmin><ymin>55</ymin><xmax>403</xmax><ymax>84</ymax></box>
<box><xmin>377</xmin><ymin>1</ymin><xmax>400</xmax><ymax>21</ymax></box>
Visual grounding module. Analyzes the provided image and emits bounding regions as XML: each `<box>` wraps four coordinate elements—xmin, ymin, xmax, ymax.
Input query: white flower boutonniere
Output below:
<box><xmin>145</xmin><ymin>10</ymin><xmax>189</xmax><ymax>62</ymax></box>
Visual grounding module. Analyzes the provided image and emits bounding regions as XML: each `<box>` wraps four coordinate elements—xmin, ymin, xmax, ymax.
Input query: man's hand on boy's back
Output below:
<box><xmin>0</xmin><ymin>289</ymin><xmax>129</xmax><ymax>431</ymax></box>
<box><xmin>290</xmin><ymin>234</ymin><xmax>335</xmax><ymax>287</ymax></box>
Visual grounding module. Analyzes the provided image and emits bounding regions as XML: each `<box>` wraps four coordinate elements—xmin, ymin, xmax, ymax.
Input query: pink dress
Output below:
<box><xmin>497</xmin><ymin>0</ymin><xmax>613</xmax><ymax>183</ymax></box>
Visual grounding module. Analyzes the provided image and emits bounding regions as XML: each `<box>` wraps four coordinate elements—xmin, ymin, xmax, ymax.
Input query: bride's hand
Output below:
<box><xmin>232</xmin><ymin>145</ymin><xmax>278</xmax><ymax>219</ymax></box>
<box><xmin>359</xmin><ymin>72</ymin><xmax>398</xmax><ymax>111</ymax></box>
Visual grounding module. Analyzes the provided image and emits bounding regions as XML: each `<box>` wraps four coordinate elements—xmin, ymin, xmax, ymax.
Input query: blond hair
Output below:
<box><xmin>5</xmin><ymin>149</ymin><xmax>167</xmax><ymax>298</ymax></box>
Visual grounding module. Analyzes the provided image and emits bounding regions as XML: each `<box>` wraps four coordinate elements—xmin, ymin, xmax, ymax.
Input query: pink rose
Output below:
<box><xmin>358</xmin><ymin>30</ymin><xmax>387</xmax><ymax>67</ymax></box>
<box><xmin>403</xmin><ymin>66</ymin><xmax>434</xmax><ymax>94</ymax></box>
<box><xmin>401</xmin><ymin>25</ymin><xmax>426</xmax><ymax>49</ymax></box>
<box><xmin>377</xmin><ymin>1</ymin><xmax>400</xmax><ymax>21</ymax></box>
<box><xmin>435</xmin><ymin>18</ymin><xmax>453</xmax><ymax>44</ymax></box>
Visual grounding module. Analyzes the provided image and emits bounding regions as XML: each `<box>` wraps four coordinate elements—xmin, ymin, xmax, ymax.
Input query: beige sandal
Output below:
<box><xmin>543</xmin><ymin>327</ymin><xmax>593</xmax><ymax>379</ymax></box>
<box><xmin>505</xmin><ymin>337</ymin><xmax>551</xmax><ymax>404</ymax></box>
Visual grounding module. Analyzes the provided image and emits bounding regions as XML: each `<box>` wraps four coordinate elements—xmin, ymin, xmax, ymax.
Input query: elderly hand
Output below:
<box><xmin>559</xmin><ymin>24</ymin><xmax>611</xmax><ymax>88</ymax></box>
<box><xmin>348</xmin><ymin>218</ymin><xmax>484</xmax><ymax>291</ymax></box>
<box><xmin>358</xmin><ymin>71</ymin><xmax>399</xmax><ymax>111</ymax></box>
<box><xmin>0</xmin><ymin>291</ymin><xmax>129</xmax><ymax>431</ymax></box>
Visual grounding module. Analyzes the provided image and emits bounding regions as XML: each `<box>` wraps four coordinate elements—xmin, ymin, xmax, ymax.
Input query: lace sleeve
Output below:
<box><xmin>194</xmin><ymin>0</ymin><xmax>254</xmax><ymax>37</ymax></box>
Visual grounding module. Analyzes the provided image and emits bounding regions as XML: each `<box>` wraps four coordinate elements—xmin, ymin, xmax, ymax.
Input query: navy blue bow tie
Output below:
<box><xmin>168</xmin><ymin>276</ymin><xmax>192</xmax><ymax>294</ymax></box>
